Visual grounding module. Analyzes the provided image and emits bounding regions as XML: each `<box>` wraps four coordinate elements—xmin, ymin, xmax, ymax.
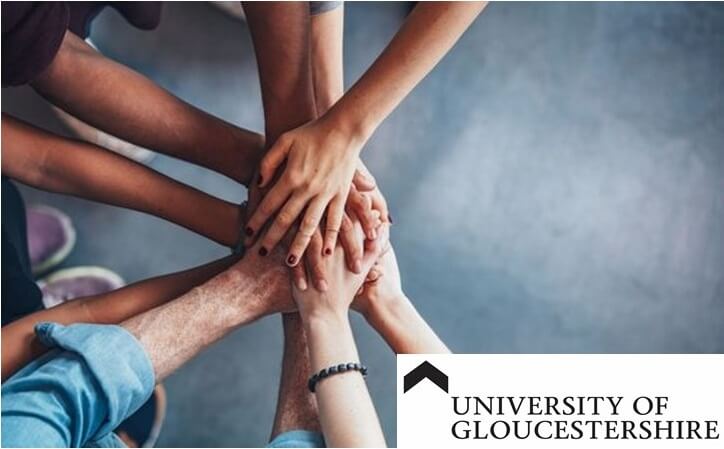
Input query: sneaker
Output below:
<box><xmin>38</xmin><ymin>266</ymin><xmax>125</xmax><ymax>309</ymax></box>
<box><xmin>208</xmin><ymin>1</ymin><xmax>246</xmax><ymax>20</ymax></box>
<box><xmin>51</xmin><ymin>39</ymin><xmax>156</xmax><ymax>164</ymax></box>
<box><xmin>26</xmin><ymin>205</ymin><xmax>76</xmax><ymax>275</ymax></box>
<box><xmin>116</xmin><ymin>384</ymin><xmax>168</xmax><ymax>448</ymax></box>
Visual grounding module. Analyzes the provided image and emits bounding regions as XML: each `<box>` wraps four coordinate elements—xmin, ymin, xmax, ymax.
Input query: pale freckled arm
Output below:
<box><xmin>122</xmin><ymin>251</ymin><xmax>291</xmax><ymax>381</ymax></box>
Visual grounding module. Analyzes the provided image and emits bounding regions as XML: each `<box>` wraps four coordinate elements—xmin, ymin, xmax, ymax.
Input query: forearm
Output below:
<box><xmin>242</xmin><ymin>2</ymin><xmax>317</xmax><ymax>143</ymax></box>
<box><xmin>304</xmin><ymin>311</ymin><xmax>386</xmax><ymax>447</ymax></box>
<box><xmin>326</xmin><ymin>2</ymin><xmax>486</xmax><ymax>140</ymax></box>
<box><xmin>365</xmin><ymin>295</ymin><xmax>450</xmax><ymax>354</ymax></box>
<box><xmin>2</xmin><ymin>116</ymin><xmax>242</xmax><ymax>247</ymax></box>
<box><xmin>122</xmin><ymin>253</ymin><xmax>287</xmax><ymax>381</ymax></box>
<box><xmin>311</xmin><ymin>6</ymin><xmax>345</xmax><ymax>114</ymax></box>
<box><xmin>31</xmin><ymin>31</ymin><xmax>262</xmax><ymax>185</ymax></box>
<box><xmin>1</xmin><ymin>256</ymin><xmax>236</xmax><ymax>382</ymax></box>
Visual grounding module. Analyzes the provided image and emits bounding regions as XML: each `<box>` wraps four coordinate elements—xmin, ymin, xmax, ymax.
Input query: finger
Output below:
<box><xmin>258</xmin><ymin>135</ymin><xmax>291</xmax><ymax>188</ymax></box>
<box><xmin>291</xmin><ymin>262</ymin><xmax>308</xmax><ymax>291</ymax></box>
<box><xmin>358</xmin><ymin>194</ymin><xmax>378</xmax><ymax>240</ymax></box>
<box><xmin>244</xmin><ymin>181</ymin><xmax>294</xmax><ymax>246</ymax></box>
<box><xmin>348</xmin><ymin>189</ymin><xmax>377</xmax><ymax>240</ymax></box>
<box><xmin>287</xmin><ymin>196</ymin><xmax>328</xmax><ymax>266</ymax></box>
<box><xmin>352</xmin><ymin>168</ymin><xmax>376</xmax><ymax>192</ymax></box>
<box><xmin>323</xmin><ymin>195</ymin><xmax>346</xmax><ymax>256</ymax></box>
<box><xmin>339</xmin><ymin>213</ymin><xmax>363</xmax><ymax>273</ymax></box>
<box><xmin>259</xmin><ymin>195</ymin><xmax>308</xmax><ymax>258</ymax></box>
<box><xmin>306</xmin><ymin>230</ymin><xmax>328</xmax><ymax>291</ymax></box>
<box><xmin>371</xmin><ymin>190</ymin><xmax>390</xmax><ymax>223</ymax></box>
<box><xmin>366</xmin><ymin>265</ymin><xmax>382</xmax><ymax>282</ymax></box>
<box><xmin>362</xmin><ymin>224</ymin><xmax>390</xmax><ymax>268</ymax></box>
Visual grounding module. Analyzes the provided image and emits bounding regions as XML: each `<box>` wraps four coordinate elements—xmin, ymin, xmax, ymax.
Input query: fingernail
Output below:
<box><xmin>287</xmin><ymin>255</ymin><xmax>297</xmax><ymax>265</ymax></box>
<box><xmin>389</xmin><ymin>214</ymin><xmax>393</xmax><ymax>224</ymax></box>
<box><xmin>297</xmin><ymin>277</ymin><xmax>308</xmax><ymax>291</ymax></box>
<box><xmin>324</xmin><ymin>247</ymin><xmax>332</xmax><ymax>256</ymax></box>
<box><xmin>257</xmin><ymin>175</ymin><xmax>264</xmax><ymax>186</ymax></box>
<box><xmin>318</xmin><ymin>280</ymin><xmax>329</xmax><ymax>292</ymax></box>
<box><xmin>353</xmin><ymin>259</ymin><xmax>362</xmax><ymax>273</ymax></box>
<box><xmin>245</xmin><ymin>227</ymin><xmax>254</xmax><ymax>237</ymax></box>
<box><xmin>259</xmin><ymin>247</ymin><xmax>268</xmax><ymax>257</ymax></box>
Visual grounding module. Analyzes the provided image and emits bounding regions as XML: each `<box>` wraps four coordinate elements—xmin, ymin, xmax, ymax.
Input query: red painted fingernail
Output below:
<box><xmin>259</xmin><ymin>247</ymin><xmax>268</xmax><ymax>256</ymax></box>
<box><xmin>324</xmin><ymin>248</ymin><xmax>332</xmax><ymax>256</ymax></box>
<box><xmin>287</xmin><ymin>255</ymin><xmax>297</xmax><ymax>265</ymax></box>
<box><xmin>245</xmin><ymin>227</ymin><xmax>254</xmax><ymax>237</ymax></box>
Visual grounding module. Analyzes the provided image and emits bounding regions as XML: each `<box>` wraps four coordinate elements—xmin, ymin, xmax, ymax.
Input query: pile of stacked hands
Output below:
<box><xmin>1</xmin><ymin>2</ymin><xmax>486</xmax><ymax>447</ymax></box>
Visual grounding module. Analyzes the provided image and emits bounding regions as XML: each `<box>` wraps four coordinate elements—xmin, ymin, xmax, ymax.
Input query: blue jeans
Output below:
<box><xmin>1</xmin><ymin>322</ymin><xmax>155</xmax><ymax>448</ymax></box>
<box><xmin>2</xmin><ymin>322</ymin><xmax>326</xmax><ymax>447</ymax></box>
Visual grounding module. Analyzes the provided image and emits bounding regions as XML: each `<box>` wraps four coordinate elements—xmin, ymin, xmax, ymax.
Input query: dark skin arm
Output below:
<box><xmin>2</xmin><ymin>115</ymin><xmax>243</xmax><ymax>248</ymax></box>
<box><xmin>31</xmin><ymin>30</ymin><xmax>263</xmax><ymax>186</ymax></box>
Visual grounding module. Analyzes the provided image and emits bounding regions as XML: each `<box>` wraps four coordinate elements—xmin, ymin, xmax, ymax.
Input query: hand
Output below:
<box><xmin>351</xmin><ymin>161</ymin><xmax>391</xmax><ymax>232</ymax></box>
<box><xmin>245</xmin><ymin>116</ymin><xmax>365</xmax><ymax>265</ymax></box>
<box><xmin>292</xmin><ymin>223</ymin><xmax>390</xmax><ymax>320</ymax></box>
<box><xmin>246</xmin><ymin>169</ymin><xmax>368</xmax><ymax>292</ymax></box>
<box><xmin>352</xmin><ymin>246</ymin><xmax>404</xmax><ymax>318</ymax></box>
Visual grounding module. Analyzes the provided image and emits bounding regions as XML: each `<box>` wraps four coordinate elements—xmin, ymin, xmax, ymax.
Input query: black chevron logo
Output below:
<box><xmin>403</xmin><ymin>361</ymin><xmax>448</xmax><ymax>393</ymax></box>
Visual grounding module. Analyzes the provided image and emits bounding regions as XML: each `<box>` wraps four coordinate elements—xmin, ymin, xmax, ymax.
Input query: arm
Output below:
<box><xmin>310</xmin><ymin>4</ymin><xmax>392</xmax><ymax>238</ymax></box>
<box><xmin>241</xmin><ymin>1</ymin><xmax>317</xmax><ymax>143</ymax></box>
<box><xmin>241</xmin><ymin>3</ymin><xmax>366</xmax><ymax>292</ymax></box>
<box><xmin>323</xmin><ymin>2</ymin><xmax>486</xmax><ymax>139</ymax></box>
<box><xmin>354</xmin><ymin>248</ymin><xmax>450</xmax><ymax>354</ymax></box>
<box><xmin>122</xmin><ymin>240</ymin><xmax>294</xmax><ymax>380</ymax></box>
<box><xmin>2</xmin><ymin>238</ymin><xmax>295</xmax><ymax>447</ymax></box>
<box><xmin>1</xmin><ymin>256</ymin><xmax>237</xmax><ymax>382</ymax></box>
<box><xmin>1</xmin><ymin>115</ymin><xmax>243</xmax><ymax>248</ymax></box>
<box><xmin>292</xmin><ymin>224</ymin><xmax>390</xmax><ymax>447</ymax></box>
<box><xmin>246</xmin><ymin>2</ymin><xmax>485</xmax><ymax>265</ymax></box>
<box><xmin>30</xmin><ymin>30</ymin><xmax>263</xmax><ymax>186</ymax></box>
<box><xmin>310</xmin><ymin>5</ymin><xmax>345</xmax><ymax>115</ymax></box>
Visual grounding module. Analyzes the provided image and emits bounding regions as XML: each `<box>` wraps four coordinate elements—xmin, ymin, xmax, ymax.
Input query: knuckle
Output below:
<box><xmin>301</xmin><ymin>215</ymin><xmax>319</xmax><ymax>231</ymax></box>
<box><xmin>278</xmin><ymin>133</ymin><xmax>291</xmax><ymax>146</ymax></box>
<box><xmin>340</xmin><ymin>216</ymin><xmax>353</xmax><ymax>232</ymax></box>
<box><xmin>276</xmin><ymin>209</ymin><xmax>296</xmax><ymax>227</ymax></box>
<box><xmin>287</xmin><ymin>169</ymin><xmax>304</xmax><ymax>188</ymax></box>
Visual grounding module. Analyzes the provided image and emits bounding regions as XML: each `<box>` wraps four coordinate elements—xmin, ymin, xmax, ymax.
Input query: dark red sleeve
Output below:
<box><xmin>2</xmin><ymin>1</ymin><xmax>70</xmax><ymax>87</ymax></box>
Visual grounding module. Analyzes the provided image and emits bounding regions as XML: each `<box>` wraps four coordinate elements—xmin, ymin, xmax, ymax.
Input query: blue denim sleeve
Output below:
<box><xmin>1</xmin><ymin>322</ymin><xmax>155</xmax><ymax>448</ymax></box>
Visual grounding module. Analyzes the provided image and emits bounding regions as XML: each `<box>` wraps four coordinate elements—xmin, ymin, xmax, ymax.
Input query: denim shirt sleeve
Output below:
<box><xmin>1</xmin><ymin>322</ymin><xmax>155</xmax><ymax>448</ymax></box>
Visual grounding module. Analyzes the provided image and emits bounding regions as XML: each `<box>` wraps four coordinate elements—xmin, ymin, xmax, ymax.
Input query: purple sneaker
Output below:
<box><xmin>26</xmin><ymin>206</ymin><xmax>76</xmax><ymax>274</ymax></box>
<box><xmin>38</xmin><ymin>266</ymin><xmax>125</xmax><ymax>309</ymax></box>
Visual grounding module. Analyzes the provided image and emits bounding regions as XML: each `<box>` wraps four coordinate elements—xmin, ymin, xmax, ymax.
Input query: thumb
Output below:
<box><xmin>352</xmin><ymin>169</ymin><xmax>376</xmax><ymax>192</ymax></box>
<box><xmin>258</xmin><ymin>136</ymin><xmax>291</xmax><ymax>188</ymax></box>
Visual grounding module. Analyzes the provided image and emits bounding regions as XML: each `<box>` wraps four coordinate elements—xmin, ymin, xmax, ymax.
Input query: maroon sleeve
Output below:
<box><xmin>2</xmin><ymin>1</ymin><xmax>70</xmax><ymax>87</ymax></box>
<box><xmin>67</xmin><ymin>2</ymin><xmax>163</xmax><ymax>39</ymax></box>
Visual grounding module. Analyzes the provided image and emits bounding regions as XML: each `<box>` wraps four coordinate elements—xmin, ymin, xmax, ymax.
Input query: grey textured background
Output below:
<box><xmin>2</xmin><ymin>2</ymin><xmax>723</xmax><ymax>446</ymax></box>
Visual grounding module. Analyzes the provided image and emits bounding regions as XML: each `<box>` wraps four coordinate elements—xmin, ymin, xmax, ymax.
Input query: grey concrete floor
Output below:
<box><xmin>2</xmin><ymin>2</ymin><xmax>723</xmax><ymax>447</ymax></box>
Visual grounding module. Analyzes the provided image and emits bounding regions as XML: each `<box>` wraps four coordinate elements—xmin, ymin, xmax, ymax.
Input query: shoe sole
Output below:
<box><xmin>143</xmin><ymin>384</ymin><xmax>167</xmax><ymax>448</ymax></box>
<box><xmin>38</xmin><ymin>266</ymin><xmax>125</xmax><ymax>309</ymax></box>
<box><xmin>30</xmin><ymin>206</ymin><xmax>77</xmax><ymax>276</ymax></box>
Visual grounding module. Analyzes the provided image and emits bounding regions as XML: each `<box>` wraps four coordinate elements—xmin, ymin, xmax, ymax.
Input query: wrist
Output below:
<box><xmin>323</xmin><ymin>101</ymin><xmax>375</xmax><ymax>151</ymax></box>
<box><xmin>363</xmin><ymin>293</ymin><xmax>409</xmax><ymax>329</ymax></box>
<box><xmin>223</xmin><ymin>255</ymin><xmax>289</xmax><ymax>323</ymax></box>
<box><xmin>301</xmin><ymin>304</ymin><xmax>349</xmax><ymax>330</ymax></box>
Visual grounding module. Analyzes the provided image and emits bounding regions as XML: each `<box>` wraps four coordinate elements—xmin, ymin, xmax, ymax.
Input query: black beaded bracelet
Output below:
<box><xmin>308</xmin><ymin>362</ymin><xmax>368</xmax><ymax>392</ymax></box>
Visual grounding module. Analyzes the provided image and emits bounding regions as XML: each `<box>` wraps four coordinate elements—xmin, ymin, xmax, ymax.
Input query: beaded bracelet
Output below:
<box><xmin>308</xmin><ymin>362</ymin><xmax>368</xmax><ymax>393</ymax></box>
